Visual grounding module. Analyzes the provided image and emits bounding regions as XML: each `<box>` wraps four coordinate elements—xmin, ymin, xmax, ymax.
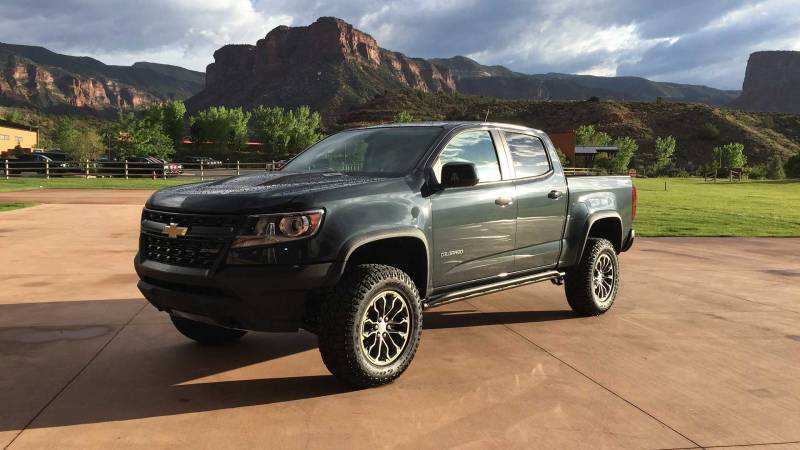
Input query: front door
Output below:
<box><xmin>430</xmin><ymin>129</ymin><xmax>516</xmax><ymax>288</ymax></box>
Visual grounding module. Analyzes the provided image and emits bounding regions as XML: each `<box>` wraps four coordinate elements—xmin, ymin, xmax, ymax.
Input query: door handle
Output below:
<box><xmin>495</xmin><ymin>196</ymin><xmax>513</xmax><ymax>206</ymax></box>
<box><xmin>548</xmin><ymin>190</ymin><xmax>563</xmax><ymax>199</ymax></box>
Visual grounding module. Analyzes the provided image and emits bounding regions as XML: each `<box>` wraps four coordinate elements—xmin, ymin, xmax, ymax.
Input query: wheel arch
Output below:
<box><xmin>331</xmin><ymin>228</ymin><xmax>430</xmax><ymax>298</ymax></box>
<box><xmin>577</xmin><ymin>212</ymin><xmax>624</xmax><ymax>263</ymax></box>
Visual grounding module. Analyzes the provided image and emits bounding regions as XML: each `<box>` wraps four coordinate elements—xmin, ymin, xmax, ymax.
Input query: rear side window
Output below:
<box><xmin>504</xmin><ymin>132</ymin><xmax>551</xmax><ymax>178</ymax></box>
<box><xmin>434</xmin><ymin>130</ymin><xmax>501</xmax><ymax>183</ymax></box>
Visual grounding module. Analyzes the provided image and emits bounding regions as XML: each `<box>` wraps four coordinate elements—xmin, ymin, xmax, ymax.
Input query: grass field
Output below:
<box><xmin>1</xmin><ymin>177</ymin><xmax>798</xmax><ymax>236</ymax></box>
<box><xmin>633</xmin><ymin>178</ymin><xmax>800</xmax><ymax>237</ymax></box>
<box><xmin>0</xmin><ymin>202</ymin><xmax>36</xmax><ymax>212</ymax></box>
<box><xmin>0</xmin><ymin>177</ymin><xmax>201</xmax><ymax>192</ymax></box>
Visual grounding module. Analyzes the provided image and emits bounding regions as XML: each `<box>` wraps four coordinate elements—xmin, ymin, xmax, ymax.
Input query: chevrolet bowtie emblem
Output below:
<box><xmin>162</xmin><ymin>222</ymin><xmax>188</xmax><ymax>239</ymax></box>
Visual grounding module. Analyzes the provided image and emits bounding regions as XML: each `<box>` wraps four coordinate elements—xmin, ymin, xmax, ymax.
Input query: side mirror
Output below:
<box><xmin>440</xmin><ymin>162</ymin><xmax>479</xmax><ymax>188</ymax></box>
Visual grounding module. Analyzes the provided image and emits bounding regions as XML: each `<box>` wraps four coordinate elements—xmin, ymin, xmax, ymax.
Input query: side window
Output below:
<box><xmin>434</xmin><ymin>130</ymin><xmax>501</xmax><ymax>183</ymax></box>
<box><xmin>504</xmin><ymin>132</ymin><xmax>551</xmax><ymax>178</ymax></box>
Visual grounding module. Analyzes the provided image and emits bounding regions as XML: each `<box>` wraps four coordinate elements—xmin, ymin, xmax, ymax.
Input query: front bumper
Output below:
<box><xmin>135</xmin><ymin>253</ymin><xmax>334</xmax><ymax>332</ymax></box>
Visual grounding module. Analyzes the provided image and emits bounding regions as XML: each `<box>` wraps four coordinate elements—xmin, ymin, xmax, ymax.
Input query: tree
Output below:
<box><xmin>252</xmin><ymin>105</ymin><xmax>322</xmax><ymax>158</ymax></box>
<box><xmin>575</xmin><ymin>125</ymin><xmax>612</xmax><ymax>147</ymax></box>
<box><xmin>288</xmin><ymin>106</ymin><xmax>323</xmax><ymax>152</ymax></box>
<box><xmin>699</xmin><ymin>122</ymin><xmax>720</xmax><ymax>141</ymax></box>
<box><xmin>653</xmin><ymin>135</ymin><xmax>676</xmax><ymax>173</ymax></box>
<box><xmin>3</xmin><ymin>110</ymin><xmax>22</xmax><ymax>123</ymax></box>
<box><xmin>611</xmin><ymin>136</ymin><xmax>638</xmax><ymax>173</ymax></box>
<box><xmin>50</xmin><ymin>117</ymin><xmax>81</xmax><ymax>154</ymax></box>
<box><xmin>141</xmin><ymin>100</ymin><xmax>186</xmax><ymax>151</ymax></box>
<box><xmin>393</xmin><ymin>111</ymin><xmax>414</xmax><ymax>123</ymax></box>
<box><xmin>712</xmin><ymin>142</ymin><xmax>747</xmax><ymax>169</ymax></box>
<box><xmin>252</xmin><ymin>106</ymin><xmax>291</xmax><ymax>157</ymax></box>
<box><xmin>766</xmin><ymin>155</ymin><xmax>785</xmax><ymax>180</ymax></box>
<box><xmin>785</xmin><ymin>153</ymin><xmax>800</xmax><ymax>179</ymax></box>
<box><xmin>190</xmin><ymin>106</ymin><xmax>251</xmax><ymax>152</ymax></box>
<box><xmin>555</xmin><ymin>147</ymin><xmax>570</xmax><ymax>167</ymax></box>
<box><xmin>106</xmin><ymin>112</ymin><xmax>173</xmax><ymax>160</ymax></box>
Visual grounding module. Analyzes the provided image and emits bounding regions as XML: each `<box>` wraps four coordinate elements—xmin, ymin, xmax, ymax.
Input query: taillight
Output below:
<box><xmin>631</xmin><ymin>185</ymin><xmax>637</xmax><ymax>221</ymax></box>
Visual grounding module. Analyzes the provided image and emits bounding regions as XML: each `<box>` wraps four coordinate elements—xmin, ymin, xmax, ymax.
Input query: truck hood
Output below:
<box><xmin>146</xmin><ymin>171</ymin><xmax>391</xmax><ymax>214</ymax></box>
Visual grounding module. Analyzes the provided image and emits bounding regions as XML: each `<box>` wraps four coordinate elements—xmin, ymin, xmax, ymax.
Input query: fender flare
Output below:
<box><xmin>326</xmin><ymin>227</ymin><xmax>431</xmax><ymax>290</ymax></box>
<box><xmin>575</xmin><ymin>211</ymin><xmax>623</xmax><ymax>264</ymax></box>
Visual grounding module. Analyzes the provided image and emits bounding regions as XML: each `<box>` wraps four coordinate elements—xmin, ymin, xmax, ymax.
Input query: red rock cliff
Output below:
<box><xmin>732</xmin><ymin>51</ymin><xmax>800</xmax><ymax>114</ymax></box>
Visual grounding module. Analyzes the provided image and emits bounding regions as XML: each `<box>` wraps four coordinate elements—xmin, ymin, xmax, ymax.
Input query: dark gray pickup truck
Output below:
<box><xmin>135</xmin><ymin>122</ymin><xmax>635</xmax><ymax>387</ymax></box>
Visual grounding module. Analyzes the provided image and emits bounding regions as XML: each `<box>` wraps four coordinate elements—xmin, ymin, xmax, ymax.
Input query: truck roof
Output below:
<box><xmin>356</xmin><ymin>121</ymin><xmax>545</xmax><ymax>134</ymax></box>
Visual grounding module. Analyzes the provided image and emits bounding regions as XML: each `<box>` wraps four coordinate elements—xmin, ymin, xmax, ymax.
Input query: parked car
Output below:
<box><xmin>3</xmin><ymin>152</ymin><xmax>82</xmax><ymax>176</ymax></box>
<box><xmin>177</xmin><ymin>156</ymin><xmax>222</xmax><ymax>169</ymax></box>
<box><xmin>135</xmin><ymin>122</ymin><xmax>636</xmax><ymax>387</ymax></box>
<box><xmin>100</xmin><ymin>156</ymin><xmax>183</xmax><ymax>177</ymax></box>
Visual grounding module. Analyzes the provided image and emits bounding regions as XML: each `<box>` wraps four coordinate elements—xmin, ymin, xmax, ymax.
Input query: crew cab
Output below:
<box><xmin>135</xmin><ymin>122</ymin><xmax>635</xmax><ymax>387</ymax></box>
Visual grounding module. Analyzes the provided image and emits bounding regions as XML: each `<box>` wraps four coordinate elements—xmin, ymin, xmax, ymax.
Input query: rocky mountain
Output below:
<box><xmin>186</xmin><ymin>17</ymin><xmax>455</xmax><ymax>120</ymax></box>
<box><xmin>0</xmin><ymin>43</ymin><xmax>204</xmax><ymax>113</ymax></box>
<box><xmin>432</xmin><ymin>56</ymin><xmax>739</xmax><ymax>105</ymax></box>
<box><xmin>188</xmin><ymin>17</ymin><xmax>741</xmax><ymax>122</ymax></box>
<box><xmin>732</xmin><ymin>51</ymin><xmax>800</xmax><ymax>114</ymax></box>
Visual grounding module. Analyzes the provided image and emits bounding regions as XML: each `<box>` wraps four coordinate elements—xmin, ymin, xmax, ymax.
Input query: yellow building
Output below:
<box><xmin>0</xmin><ymin>119</ymin><xmax>40</xmax><ymax>155</ymax></box>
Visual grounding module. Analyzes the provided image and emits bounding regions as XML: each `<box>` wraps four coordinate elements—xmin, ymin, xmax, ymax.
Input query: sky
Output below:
<box><xmin>1</xmin><ymin>0</ymin><xmax>798</xmax><ymax>90</ymax></box>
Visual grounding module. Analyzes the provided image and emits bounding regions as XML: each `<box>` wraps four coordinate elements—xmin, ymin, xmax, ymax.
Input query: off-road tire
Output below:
<box><xmin>565</xmin><ymin>238</ymin><xmax>620</xmax><ymax>316</ymax></box>
<box><xmin>170</xmin><ymin>315</ymin><xmax>247</xmax><ymax>345</ymax></box>
<box><xmin>318</xmin><ymin>264</ymin><xmax>423</xmax><ymax>388</ymax></box>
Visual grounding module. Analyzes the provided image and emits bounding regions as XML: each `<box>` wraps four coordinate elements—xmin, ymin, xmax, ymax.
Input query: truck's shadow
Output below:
<box><xmin>0</xmin><ymin>299</ymin><xmax>576</xmax><ymax>432</ymax></box>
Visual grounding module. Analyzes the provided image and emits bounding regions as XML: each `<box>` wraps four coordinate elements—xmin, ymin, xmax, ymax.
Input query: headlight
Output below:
<box><xmin>231</xmin><ymin>210</ymin><xmax>324</xmax><ymax>248</ymax></box>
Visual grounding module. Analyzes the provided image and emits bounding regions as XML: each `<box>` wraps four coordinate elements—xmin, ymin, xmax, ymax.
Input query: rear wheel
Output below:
<box><xmin>170</xmin><ymin>315</ymin><xmax>247</xmax><ymax>345</ymax></box>
<box><xmin>564</xmin><ymin>238</ymin><xmax>620</xmax><ymax>316</ymax></box>
<box><xmin>318</xmin><ymin>264</ymin><xmax>422</xmax><ymax>388</ymax></box>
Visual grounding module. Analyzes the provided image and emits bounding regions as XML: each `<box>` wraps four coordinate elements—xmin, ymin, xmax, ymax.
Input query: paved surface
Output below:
<box><xmin>1</xmin><ymin>189</ymin><xmax>799</xmax><ymax>450</ymax></box>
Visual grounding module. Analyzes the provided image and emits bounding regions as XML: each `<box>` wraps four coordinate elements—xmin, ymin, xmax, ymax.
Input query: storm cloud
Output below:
<box><xmin>1</xmin><ymin>0</ymin><xmax>798</xmax><ymax>89</ymax></box>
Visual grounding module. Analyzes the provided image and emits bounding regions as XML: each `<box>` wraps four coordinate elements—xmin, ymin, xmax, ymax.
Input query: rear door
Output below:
<box><xmin>500</xmin><ymin>131</ymin><xmax>568</xmax><ymax>271</ymax></box>
<box><xmin>430</xmin><ymin>128</ymin><xmax>517</xmax><ymax>288</ymax></box>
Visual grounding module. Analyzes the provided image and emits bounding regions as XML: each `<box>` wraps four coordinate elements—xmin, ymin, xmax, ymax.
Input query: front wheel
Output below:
<box><xmin>318</xmin><ymin>264</ymin><xmax>423</xmax><ymax>388</ymax></box>
<box><xmin>564</xmin><ymin>238</ymin><xmax>620</xmax><ymax>316</ymax></box>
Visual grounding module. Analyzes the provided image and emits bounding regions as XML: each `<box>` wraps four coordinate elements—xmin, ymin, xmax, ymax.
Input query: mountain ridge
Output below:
<box><xmin>0</xmin><ymin>42</ymin><xmax>204</xmax><ymax>113</ymax></box>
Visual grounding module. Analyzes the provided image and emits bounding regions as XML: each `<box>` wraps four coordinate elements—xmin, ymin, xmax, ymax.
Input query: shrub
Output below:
<box><xmin>785</xmin><ymin>153</ymin><xmax>800</xmax><ymax>178</ymax></box>
<box><xmin>766</xmin><ymin>156</ymin><xmax>786</xmax><ymax>180</ymax></box>
<box><xmin>393</xmin><ymin>111</ymin><xmax>414</xmax><ymax>123</ymax></box>
<box><xmin>698</xmin><ymin>122</ymin><xmax>720</xmax><ymax>141</ymax></box>
<box><xmin>748</xmin><ymin>163</ymin><xmax>768</xmax><ymax>180</ymax></box>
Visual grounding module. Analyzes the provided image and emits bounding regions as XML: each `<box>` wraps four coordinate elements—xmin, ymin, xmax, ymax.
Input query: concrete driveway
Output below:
<box><xmin>1</xmin><ymin>189</ymin><xmax>799</xmax><ymax>449</ymax></box>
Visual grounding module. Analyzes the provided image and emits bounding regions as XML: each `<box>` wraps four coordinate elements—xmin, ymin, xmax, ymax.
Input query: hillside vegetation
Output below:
<box><xmin>342</xmin><ymin>90</ymin><xmax>800</xmax><ymax>168</ymax></box>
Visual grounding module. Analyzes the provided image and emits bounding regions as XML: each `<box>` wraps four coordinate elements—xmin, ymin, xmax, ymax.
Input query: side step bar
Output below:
<box><xmin>423</xmin><ymin>270</ymin><xmax>565</xmax><ymax>310</ymax></box>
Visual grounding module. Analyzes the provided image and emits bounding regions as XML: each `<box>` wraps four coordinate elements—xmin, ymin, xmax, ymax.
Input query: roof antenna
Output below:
<box><xmin>484</xmin><ymin>107</ymin><xmax>490</xmax><ymax>123</ymax></box>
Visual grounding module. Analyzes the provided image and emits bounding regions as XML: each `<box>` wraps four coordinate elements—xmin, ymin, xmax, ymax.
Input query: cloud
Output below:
<box><xmin>0</xmin><ymin>0</ymin><xmax>291</xmax><ymax>71</ymax></box>
<box><xmin>0</xmin><ymin>0</ymin><xmax>797</xmax><ymax>88</ymax></box>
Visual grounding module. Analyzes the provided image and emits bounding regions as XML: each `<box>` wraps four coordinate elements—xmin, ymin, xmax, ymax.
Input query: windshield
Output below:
<box><xmin>282</xmin><ymin>127</ymin><xmax>444</xmax><ymax>176</ymax></box>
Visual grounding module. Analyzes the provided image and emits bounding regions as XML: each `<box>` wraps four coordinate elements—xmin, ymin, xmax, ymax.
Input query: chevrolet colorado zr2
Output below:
<box><xmin>135</xmin><ymin>122</ymin><xmax>636</xmax><ymax>387</ymax></box>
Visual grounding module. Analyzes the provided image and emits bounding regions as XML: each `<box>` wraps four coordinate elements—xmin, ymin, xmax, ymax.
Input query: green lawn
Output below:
<box><xmin>634</xmin><ymin>178</ymin><xmax>800</xmax><ymax>237</ymax></box>
<box><xmin>1</xmin><ymin>177</ymin><xmax>798</xmax><ymax>237</ymax></box>
<box><xmin>0</xmin><ymin>177</ymin><xmax>201</xmax><ymax>192</ymax></box>
<box><xmin>0</xmin><ymin>202</ymin><xmax>36</xmax><ymax>212</ymax></box>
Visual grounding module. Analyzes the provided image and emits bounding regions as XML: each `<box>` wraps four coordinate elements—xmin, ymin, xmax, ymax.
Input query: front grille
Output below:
<box><xmin>142</xmin><ymin>233</ymin><xmax>225</xmax><ymax>269</ymax></box>
<box><xmin>142</xmin><ymin>209</ymin><xmax>242</xmax><ymax>228</ymax></box>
